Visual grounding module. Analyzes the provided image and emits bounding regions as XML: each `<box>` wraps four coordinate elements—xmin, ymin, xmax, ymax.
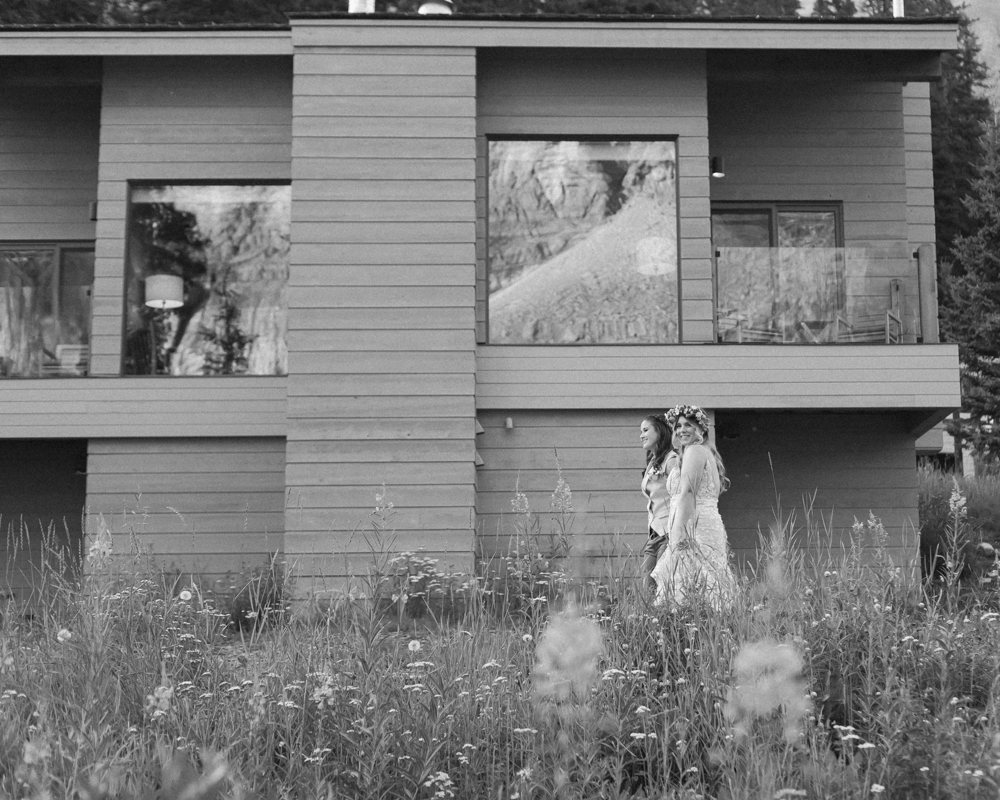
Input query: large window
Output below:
<box><xmin>487</xmin><ymin>139</ymin><xmax>679</xmax><ymax>345</ymax></box>
<box><xmin>123</xmin><ymin>184</ymin><xmax>290</xmax><ymax>376</ymax></box>
<box><xmin>0</xmin><ymin>244</ymin><xmax>93</xmax><ymax>377</ymax></box>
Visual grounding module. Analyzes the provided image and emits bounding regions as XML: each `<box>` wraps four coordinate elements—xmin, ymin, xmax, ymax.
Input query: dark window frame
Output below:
<box><xmin>120</xmin><ymin>181</ymin><xmax>291</xmax><ymax>378</ymax></box>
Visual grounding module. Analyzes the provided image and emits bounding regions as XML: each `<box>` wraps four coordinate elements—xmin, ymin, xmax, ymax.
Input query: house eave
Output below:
<box><xmin>0</xmin><ymin>17</ymin><xmax>957</xmax><ymax>57</ymax></box>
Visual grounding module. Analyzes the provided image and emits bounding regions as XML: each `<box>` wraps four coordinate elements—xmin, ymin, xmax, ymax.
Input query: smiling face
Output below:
<box><xmin>673</xmin><ymin>416</ymin><xmax>705</xmax><ymax>448</ymax></box>
<box><xmin>639</xmin><ymin>419</ymin><xmax>660</xmax><ymax>452</ymax></box>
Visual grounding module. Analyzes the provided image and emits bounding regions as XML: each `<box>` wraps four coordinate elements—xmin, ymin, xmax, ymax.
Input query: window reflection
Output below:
<box><xmin>0</xmin><ymin>245</ymin><xmax>93</xmax><ymax>377</ymax></box>
<box><xmin>123</xmin><ymin>185</ymin><xmax>290</xmax><ymax>376</ymax></box>
<box><xmin>488</xmin><ymin>139</ymin><xmax>679</xmax><ymax>344</ymax></box>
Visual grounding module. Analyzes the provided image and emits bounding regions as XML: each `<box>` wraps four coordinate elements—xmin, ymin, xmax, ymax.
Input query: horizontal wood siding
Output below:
<box><xmin>476</xmin><ymin>343</ymin><xmax>959</xmax><ymax>412</ymax></box>
<box><xmin>477</xmin><ymin>50</ymin><xmax>710</xmax><ymax>343</ymax></box>
<box><xmin>0</xmin><ymin>377</ymin><xmax>286</xmax><ymax>438</ymax></box>
<box><xmin>0</xmin><ymin>85</ymin><xmax>99</xmax><ymax>241</ymax></box>
<box><xmin>708</xmin><ymin>79</ymin><xmax>921</xmax><ymax>338</ymax></box>
<box><xmin>475</xmin><ymin>409</ymin><xmax>919</xmax><ymax>576</ymax></box>
<box><xmin>287</xmin><ymin>44</ymin><xmax>477</xmax><ymax>591</ymax></box>
<box><xmin>85</xmin><ymin>438</ymin><xmax>285</xmax><ymax>579</ymax></box>
<box><xmin>92</xmin><ymin>56</ymin><xmax>292</xmax><ymax>377</ymax></box>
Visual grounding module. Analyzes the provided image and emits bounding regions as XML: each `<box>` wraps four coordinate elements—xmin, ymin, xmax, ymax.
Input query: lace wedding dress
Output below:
<box><xmin>651</xmin><ymin>460</ymin><xmax>737</xmax><ymax>610</ymax></box>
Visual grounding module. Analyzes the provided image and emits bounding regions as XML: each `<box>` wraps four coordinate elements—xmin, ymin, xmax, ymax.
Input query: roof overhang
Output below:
<box><xmin>0</xmin><ymin>16</ymin><xmax>957</xmax><ymax>58</ymax></box>
<box><xmin>0</xmin><ymin>28</ymin><xmax>293</xmax><ymax>57</ymax></box>
<box><xmin>288</xmin><ymin>15</ymin><xmax>958</xmax><ymax>52</ymax></box>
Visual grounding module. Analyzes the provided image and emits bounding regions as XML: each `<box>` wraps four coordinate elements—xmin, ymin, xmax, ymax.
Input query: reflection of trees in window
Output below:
<box><xmin>488</xmin><ymin>139</ymin><xmax>679</xmax><ymax>345</ymax></box>
<box><xmin>123</xmin><ymin>185</ymin><xmax>289</xmax><ymax>376</ymax></box>
<box><xmin>0</xmin><ymin>245</ymin><xmax>93</xmax><ymax>377</ymax></box>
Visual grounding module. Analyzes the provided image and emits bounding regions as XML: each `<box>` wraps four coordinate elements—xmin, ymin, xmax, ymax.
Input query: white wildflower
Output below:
<box><xmin>56</xmin><ymin>628</ymin><xmax>72</xmax><ymax>643</ymax></box>
<box><xmin>145</xmin><ymin>685</ymin><xmax>174</xmax><ymax>717</ymax></box>
<box><xmin>551</xmin><ymin>473</ymin><xmax>573</xmax><ymax>513</ymax></box>
<box><xmin>725</xmin><ymin>639</ymin><xmax>810</xmax><ymax>743</ymax></box>
<box><xmin>408</xmin><ymin>640</ymin><xmax>421</xmax><ymax>653</ymax></box>
<box><xmin>22</xmin><ymin>740</ymin><xmax>51</xmax><ymax>766</ymax></box>
<box><xmin>532</xmin><ymin>606</ymin><xmax>603</xmax><ymax>702</ymax></box>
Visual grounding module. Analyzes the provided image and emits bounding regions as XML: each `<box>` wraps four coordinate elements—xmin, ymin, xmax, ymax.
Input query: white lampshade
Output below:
<box><xmin>418</xmin><ymin>0</ymin><xmax>454</xmax><ymax>13</ymax></box>
<box><xmin>145</xmin><ymin>274</ymin><xmax>184</xmax><ymax>309</ymax></box>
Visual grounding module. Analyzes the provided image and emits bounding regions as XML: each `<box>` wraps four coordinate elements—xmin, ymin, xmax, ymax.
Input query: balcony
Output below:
<box><xmin>715</xmin><ymin>245</ymin><xmax>922</xmax><ymax>345</ymax></box>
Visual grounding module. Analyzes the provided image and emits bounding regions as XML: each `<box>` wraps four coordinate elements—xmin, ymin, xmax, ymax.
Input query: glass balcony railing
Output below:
<box><xmin>715</xmin><ymin>246</ymin><xmax>913</xmax><ymax>345</ymax></box>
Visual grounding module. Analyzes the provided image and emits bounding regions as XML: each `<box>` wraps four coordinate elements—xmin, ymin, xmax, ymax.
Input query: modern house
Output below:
<box><xmin>0</xmin><ymin>12</ymin><xmax>961</xmax><ymax>598</ymax></box>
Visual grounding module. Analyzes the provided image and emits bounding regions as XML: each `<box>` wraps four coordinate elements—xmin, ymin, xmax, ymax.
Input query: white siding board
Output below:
<box><xmin>475</xmin><ymin>344</ymin><xmax>959</xmax><ymax>411</ymax></box>
<box><xmin>0</xmin><ymin>378</ymin><xmax>287</xmax><ymax>438</ymax></box>
<box><xmin>85</xmin><ymin>437</ymin><xmax>286</xmax><ymax>579</ymax></box>
<box><xmin>0</xmin><ymin>86</ymin><xmax>99</xmax><ymax>242</ymax></box>
<box><xmin>286</xmin><ymin>46</ymin><xmax>477</xmax><ymax>588</ymax></box>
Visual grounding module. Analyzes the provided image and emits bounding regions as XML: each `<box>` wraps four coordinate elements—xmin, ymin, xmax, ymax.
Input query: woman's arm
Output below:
<box><xmin>670</xmin><ymin>444</ymin><xmax>710</xmax><ymax>544</ymax></box>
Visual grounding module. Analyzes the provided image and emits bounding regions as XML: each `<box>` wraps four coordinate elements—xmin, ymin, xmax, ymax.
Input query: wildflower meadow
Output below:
<box><xmin>1</xmin><ymin>473</ymin><xmax>1000</xmax><ymax>800</ymax></box>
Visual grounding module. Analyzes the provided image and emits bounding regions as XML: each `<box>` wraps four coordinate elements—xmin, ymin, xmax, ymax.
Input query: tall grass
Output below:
<box><xmin>2</xmin><ymin>482</ymin><xmax>1000</xmax><ymax>799</ymax></box>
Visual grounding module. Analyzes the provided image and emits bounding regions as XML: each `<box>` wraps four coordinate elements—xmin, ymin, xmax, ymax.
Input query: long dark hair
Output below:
<box><xmin>643</xmin><ymin>414</ymin><xmax>673</xmax><ymax>470</ymax></box>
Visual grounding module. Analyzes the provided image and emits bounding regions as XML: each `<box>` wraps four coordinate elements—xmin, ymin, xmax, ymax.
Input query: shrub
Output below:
<box><xmin>919</xmin><ymin>465</ymin><xmax>1000</xmax><ymax>584</ymax></box>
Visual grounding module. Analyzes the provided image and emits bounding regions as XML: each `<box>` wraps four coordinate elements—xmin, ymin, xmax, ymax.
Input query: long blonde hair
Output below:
<box><xmin>674</xmin><ymin>420</ymin><xmax>730</xmax><ymax>493</ymax></box>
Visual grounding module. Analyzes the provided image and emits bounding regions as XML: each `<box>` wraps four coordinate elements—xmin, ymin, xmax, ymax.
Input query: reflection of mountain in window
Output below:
<box><xmin>0</xmin><ymin>245</ymin><xmax>93</xmax><ymax>377</ymax></box>
<box><xmin>488</xmin><ymin>139</ymin><xmax>679</xmax><ymax>345</ymax></box>
<box><xmin>123</xmin><ymin>185</ymin><xmax>290</xmax><ymax>376</ymax></box>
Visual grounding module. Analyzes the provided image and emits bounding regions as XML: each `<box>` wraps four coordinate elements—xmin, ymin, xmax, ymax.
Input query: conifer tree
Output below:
<box><xmin>854</xmin><ymin>0</ymin><xmax>992</xmax><ymax>271</ymax></box>
<box><xmin>941</xmin><ymin>121</ymin><xmax>1000</xmax><ymax>458</ymax></box>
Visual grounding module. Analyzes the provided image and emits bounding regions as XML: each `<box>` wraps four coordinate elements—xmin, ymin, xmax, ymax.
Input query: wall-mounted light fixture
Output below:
<box><xmin>710</xmin><ymin>156</ymin><xmax>725</xmax><ymax>179</ymax></box>
<box><xmin>144</xmin><ymin>274</ymin><xmax>184</xmax><ymax>309</ymax></box>
<box><xmin>505</xmin><ymin>417</ymin><xmax>514</xmax><ymax>430</ymax></box>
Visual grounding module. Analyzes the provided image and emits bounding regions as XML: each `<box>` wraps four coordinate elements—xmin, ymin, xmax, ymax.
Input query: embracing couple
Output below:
<box><xmin>639</xmin><ymin>405</ymin><xmax>737</xmax><ymax>610</ymax></box>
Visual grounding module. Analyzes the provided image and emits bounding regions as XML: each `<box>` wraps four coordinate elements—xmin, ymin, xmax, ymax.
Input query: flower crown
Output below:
<box><xmin>664</xmin><ymin>404</ymin><xmax>710</xmax><ymax>432</ymax></box>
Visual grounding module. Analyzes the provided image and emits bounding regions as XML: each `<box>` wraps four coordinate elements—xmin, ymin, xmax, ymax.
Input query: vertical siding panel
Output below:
<box><xmin>287</xmin><ymin>46</ymin><xmax>477</xmax><ymax>590</ymax></box>
<box><xmin>903</xmin><ymin>81</ymin><xmax>935</xmax><ymax>248</ymax></box>
<box><xmin>85</xmin><ymin>438</ymin><xmax>286</xmax><ymax>577</ymax></box>
<box><xmin>475</xmin><ymin>410</ymin><xmax>918</xmax><ymax>577</ymax></box>
<box><xmin>92</xmin><ymin>56</ymin><xmax>292</xmax><ymax>376</ymax></box>
<box><xmin>0</xmin><ymin>85</ymin><xmax>99</xmax><ymax>242</ymax></box>
<box><xmin>476</xmin><ymin>50</ymin><xmax>708</xmax><ymax>343</ymax></box>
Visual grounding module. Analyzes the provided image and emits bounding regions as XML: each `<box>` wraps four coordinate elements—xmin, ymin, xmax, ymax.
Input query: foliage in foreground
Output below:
<box><xmin>2</xmin><ymin>488</ymin><xmax>1000</xmax><ymax>799</ymax></box>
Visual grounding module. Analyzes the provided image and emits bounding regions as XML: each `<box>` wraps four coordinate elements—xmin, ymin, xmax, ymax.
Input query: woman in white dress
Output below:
<box><xmin>650</xmin><ymin>404</ymin><xmax>737</xmax><ymax>609</ymax></box>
